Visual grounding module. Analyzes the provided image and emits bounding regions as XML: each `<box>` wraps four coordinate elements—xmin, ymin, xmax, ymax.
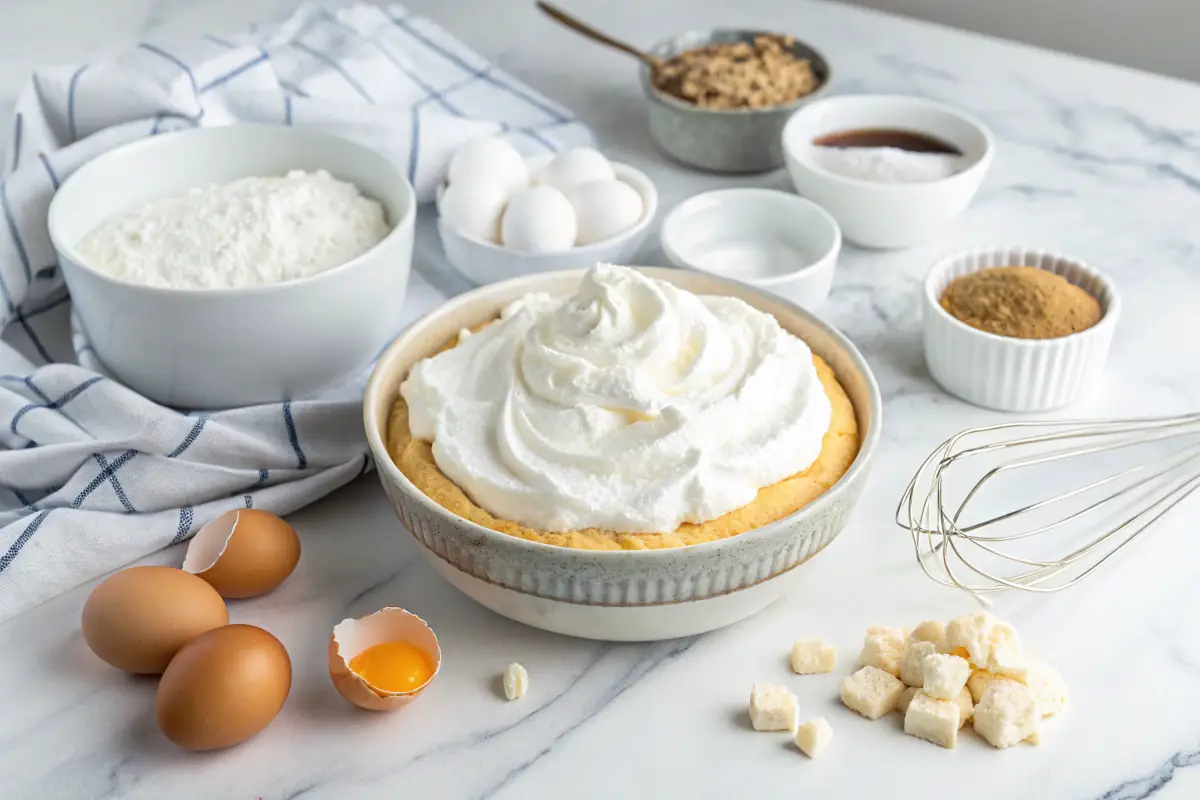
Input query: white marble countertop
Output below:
<box><xmin>4</xmin><ymin>1</ymin><xmax>1200</xmax><ymax>798</ymax></box>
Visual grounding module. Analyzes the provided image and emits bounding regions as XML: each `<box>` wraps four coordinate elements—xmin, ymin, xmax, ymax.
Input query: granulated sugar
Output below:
<box><xmin>809</xmin><ymin>145</ymin><xmax>965</xmax><ymax>183</ymax></box>
<box><xmin>76</xmin><ymin>170</ymin><xmax>391</xmax><ymax>290</ymax></box>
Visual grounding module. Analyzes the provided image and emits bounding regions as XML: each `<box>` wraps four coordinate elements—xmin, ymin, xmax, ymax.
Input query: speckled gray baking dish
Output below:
<box><xmin>639</xmin><ymin>29</ymin><xmax>831</xmax><ymax>173</ymax></box>
<box><xmin>364</xmin><ymin>267</ymin><xmax>881</xmax><ymax>641</ymax></box>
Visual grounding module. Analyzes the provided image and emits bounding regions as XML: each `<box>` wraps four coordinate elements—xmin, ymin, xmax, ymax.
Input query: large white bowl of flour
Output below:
<box><xmin>48</xmin><ymin>124</ymin><xmax>416</xmax><ymax>409</ymax></box>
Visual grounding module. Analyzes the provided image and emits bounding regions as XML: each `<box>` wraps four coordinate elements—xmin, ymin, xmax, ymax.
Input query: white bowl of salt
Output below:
<box><xmin>781</xmin><ymin>94</ymin><xmax>995</xmax><ymax>249</ymax></box>
<box><xmin>660</xmin><ymin>188</ymin><xmax>841</xmax><ymax>311</ymax></box>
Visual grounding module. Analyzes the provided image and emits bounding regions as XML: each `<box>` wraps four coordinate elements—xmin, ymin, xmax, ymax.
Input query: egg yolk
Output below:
<box><xmin>348</xmin><ymin>641</ymin><xmax>435</xmax><ymax>693</ymax></box>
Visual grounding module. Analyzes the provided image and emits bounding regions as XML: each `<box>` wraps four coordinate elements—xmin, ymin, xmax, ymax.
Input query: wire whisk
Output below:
<box><xmin>896</xmin><ymin>412</ymin><xmax>1200</xmax><ymax>599</ymax></box>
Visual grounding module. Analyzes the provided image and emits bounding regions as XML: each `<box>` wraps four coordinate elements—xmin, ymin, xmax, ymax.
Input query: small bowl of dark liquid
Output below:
<box><xmin>813</xmin><ymin>128</ymin><xmax>961</xmax><ymax>153</ymax></box>
<box><xmin>781</xmin><ymin>95</ymin><xmax>994</xmax><ymax>249</ymax></box>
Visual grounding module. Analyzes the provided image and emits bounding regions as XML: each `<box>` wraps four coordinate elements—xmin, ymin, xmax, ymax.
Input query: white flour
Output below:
<box><xmin>809</xmin><ymin>145</ymin><xmax>966</xmax><ymax>183</ymax></box>
<box><xmin>76</xmin><ymin>169</ymin><xmax>391</xmax><ymax>290</ymax></box>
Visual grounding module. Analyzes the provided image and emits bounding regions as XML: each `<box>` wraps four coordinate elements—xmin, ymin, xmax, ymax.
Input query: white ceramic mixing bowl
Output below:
<box><xmin>48</xmin><ymin>124</ymin><xmax>416</xmax><ymax>409</ymax></box>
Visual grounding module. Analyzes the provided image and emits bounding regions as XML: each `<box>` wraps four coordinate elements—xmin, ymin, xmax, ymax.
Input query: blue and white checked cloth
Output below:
<box><xmin>0</xmin><ymin>2</ymin><xmax>592</xmax><ymax>621</ymax></box>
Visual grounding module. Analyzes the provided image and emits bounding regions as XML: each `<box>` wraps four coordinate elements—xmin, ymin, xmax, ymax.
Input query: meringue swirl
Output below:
<box><xmin>401</xmin><ymin>264</ymin><xmax>832</xmax><ymax>533</ymax></box>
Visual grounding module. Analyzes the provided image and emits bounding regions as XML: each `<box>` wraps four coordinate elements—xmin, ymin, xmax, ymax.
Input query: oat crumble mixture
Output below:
<box><xmin>652</xmin><ymin>34</ymin><xmax>820</xmax><ymax>109</ymax></box>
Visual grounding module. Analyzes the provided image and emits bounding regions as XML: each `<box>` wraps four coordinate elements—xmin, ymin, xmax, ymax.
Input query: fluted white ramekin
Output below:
<box><xmin>923</xmin><ymin>247</ymin><xmax>1120</xmax><ymax>412</ymax></box>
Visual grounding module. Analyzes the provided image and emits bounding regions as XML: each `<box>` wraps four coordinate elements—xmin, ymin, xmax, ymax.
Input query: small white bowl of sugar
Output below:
<box><xmin>781</xmin><ymin>94</ymin><xmax>995</xmax><ymax>249</ymax></box>
<box><xmin>660</xmin><ymin>188</ymin><xmax>841</xmax><ymax>311</ymax></box>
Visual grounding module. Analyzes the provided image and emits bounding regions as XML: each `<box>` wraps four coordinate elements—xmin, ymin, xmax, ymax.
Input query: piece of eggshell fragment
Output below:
<box><xmin>329</xmin><ymin>608</ymin><xmax>442</xmax><ymax>711</ymax></box>
<box><xmin>183</xmin><ymin>509</ymin><xmax>300</xmax><ymax>599</ymax></box>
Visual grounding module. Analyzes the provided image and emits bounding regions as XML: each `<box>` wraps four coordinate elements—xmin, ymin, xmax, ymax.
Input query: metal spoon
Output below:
<box><xmin>535</xmin><ymin>2</ymin><xmax>662</xmax><ymax>72</ymax></box>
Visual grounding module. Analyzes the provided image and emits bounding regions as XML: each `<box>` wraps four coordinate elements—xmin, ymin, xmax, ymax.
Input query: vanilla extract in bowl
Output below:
<box><xmin>813</xmin><ymin>128</ymin><xmax>961</xmax><ymax>155</ymax></box>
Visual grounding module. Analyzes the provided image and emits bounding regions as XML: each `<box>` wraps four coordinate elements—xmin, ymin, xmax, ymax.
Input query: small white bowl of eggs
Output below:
<box><xmin>436</xmin><ymin>137</ymin><xmax>658</xmax><ymax>285</ymax></box>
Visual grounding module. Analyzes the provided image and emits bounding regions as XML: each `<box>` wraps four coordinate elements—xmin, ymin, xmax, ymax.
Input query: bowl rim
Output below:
<box><xmin>436</xmin><ymin>160</ymin><xmax>659</xmax><ymax>254</ymax></box>
<box><xmin>659</xmin><ymin>187</ymin><xmax>842</xmax><ymax>286</ymax></box>
<box><xmin>781</xmin><ymin>93</ymin><xmax>997</xmax><ymax>190</ymax></box>
<box><xmin>46</xmin><ymin>123</ymin><xmax>418</xmax><ymax>297</ymax></box>
<box><xmin>923</xmin><ymin>245</ymin><xmax>1122</xmax><ymax>347</ymax></box>
<box><xmin>638</xmin><ymin>28</ymin><xmax>832</xmax><ymax>115</ymax></box>
<box><xmin>363</xmin><ymin>265</ymin><xmax>883</xmax><ymax>562</ymax></box>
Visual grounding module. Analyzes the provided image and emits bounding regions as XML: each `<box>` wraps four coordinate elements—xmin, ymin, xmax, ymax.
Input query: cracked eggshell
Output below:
<box><xmin>329</xmin><ymin>608</ymin><xmax>442</xmax><ymax>712</ymax></box>
<box><xmin>183</xmin><ymin>509</ymin><xmax>300</xmax><ymax>599</ymax></box>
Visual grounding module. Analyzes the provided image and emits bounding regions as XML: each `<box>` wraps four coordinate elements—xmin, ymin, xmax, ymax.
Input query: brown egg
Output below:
<box><xmin>328</xmin><ymin>608</ymin><xmax>441</xmax><ymax>712</ymax></box>
<box><xmin>156</xmin><ymin>624</ymin><xmax>291</xmax><ymax>751</ymax></box>
<box><xmin>81</xmin><ymin>566</ymin><xmax>228</xmax><ymax>674</ymax></box>
<box><xmin>183</xmin><ymin>509</ymin><xmax>300</xmax><ymax>598</ymax></box>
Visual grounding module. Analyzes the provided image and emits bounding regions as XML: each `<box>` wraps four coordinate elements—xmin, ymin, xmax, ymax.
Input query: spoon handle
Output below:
<box><xmin>535</xmin><ymin>2</ymin><xmax>660</xmax><ymax>70</ymax></box>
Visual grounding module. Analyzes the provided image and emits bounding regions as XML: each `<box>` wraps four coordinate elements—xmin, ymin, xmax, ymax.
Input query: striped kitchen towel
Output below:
<box><xmin>0</xmin><ymin>2</ymin><xmax>592</xmax><ymax>621</ymax></box>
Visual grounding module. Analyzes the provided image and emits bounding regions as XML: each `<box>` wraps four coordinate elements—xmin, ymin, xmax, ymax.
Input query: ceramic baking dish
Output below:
<box><xmin>363</xmin><ymin>267</ymin><xmax>882</xmax><ymax>641</ymax></box>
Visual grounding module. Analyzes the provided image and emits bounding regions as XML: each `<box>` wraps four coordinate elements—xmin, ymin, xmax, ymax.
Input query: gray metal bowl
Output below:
<box><xmin>640</xmin><ymin>29</ymin><xmax>831</xmax><ymax>173</ymax></box>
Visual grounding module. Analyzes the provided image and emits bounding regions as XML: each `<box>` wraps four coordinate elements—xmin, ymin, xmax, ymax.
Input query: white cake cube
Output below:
<box><xmin>904</xmin><ymin>690</ymin><xmax>961</xmax><ymax>748</ymax></box>
<box><xmin>841</xmin><ymin>666</ymin><xmax>906</xmax><ymax>720</ymax></box>
<box><xmin>970</xmin><ymin>661</ymin><xmax>1066</xmax><ymax>718</ymax></box>
<box><xmin>945</xmin><ymin>611</ymin><xmax>1022</xmax><ymax>669</ymax></box>
<box><xmin>908</xmin><ymin>620</ymin><xmax>947</xmax><ymax>652</ymax></box>
<box><xmin>922</xmin><ymin>653</ymin><xmax>972</xmax><ymax>700</ymax></box>
<box><xmin>749</xmin><ymin>684</ymin><xmax>798</xmax><ymax>732</ymax></box>
<box><xmin>973</xmin><ymin>680</ymin><xmax>1041</xmax><ymax>748</ymax></box>
<box><xmin>967</xmin><ymin>669</ymin><xmax>1015</xmax><ymax>704</ymax></box>
<box><xmin>956</xmin><ymin>686</ymin><xmax>974</xmax><ymax>728</ymax></box>
<box><xmin>859</xmin><ymin>626</ymin><xmax>905</xmax><ymax>677</ymax></box>
<box><xmin>790</xmin><ymin>638</ymin><xmax>838</xmax><ymax>675</ymax></box>
<box><xmin>895</xmin><ymin>686</ymin><xmax>918</xmax><ymax>713</ymax></box>
<box><xmin>794</xmin><ymin>717</ymin><xmax>833</xmax><ymax>758</ymax></box>
<box><xmin>503</xmin><ymin>662</ymin><xmax>528</xmax><ymax>701</ymax></box>
<box><xmin>993</xmin><ymin>657</ymin><xmax>1032</xmax><ymax>683</ymax></box>
<box><xmin>1023</xmin><ymin>662</ymin><xmax>1068</xmax><ymax>717</ymax></box>
<box><xmin>900</xmin><ymin>640</ymin><xmax>937</xmax><ymax>687</ymax></box>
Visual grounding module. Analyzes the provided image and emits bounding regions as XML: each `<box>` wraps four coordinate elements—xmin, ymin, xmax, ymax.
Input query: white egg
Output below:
<box><xmin>501</xmin><ymin>186</ymin><xmax>577</xmax><ymax>253</ymax></box>
<box><xmin>535</xmin><ymin>147</ymin><xmax>615</xmax><ymax>193</ymax></box>
<box><xmin>439</xmin><ymin>179</ymin><xmax>509</xmax><ymax>243</ymax></box>
<box><xmin>447</xmin><ymin>137</ymin><xmax>529</xmax><ymax>195</ymax></box>
<box><xmin>568</xmin><ymin>179</ymin><xmax>645</xmax><ymax>245</ymax></box>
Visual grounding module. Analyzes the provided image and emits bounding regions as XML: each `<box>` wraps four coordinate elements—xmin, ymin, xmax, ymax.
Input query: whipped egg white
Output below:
<box><xmin>401</xmin><ymin>264</ymin><xmax>832</xmax><ymax>534</ymax></box>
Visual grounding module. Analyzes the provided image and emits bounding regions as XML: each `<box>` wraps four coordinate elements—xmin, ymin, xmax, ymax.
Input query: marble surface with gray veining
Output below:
<box><xmin>2</xmin><ymin>1</ymin><xmax>1200</xmax><ymax>798</ymax></box>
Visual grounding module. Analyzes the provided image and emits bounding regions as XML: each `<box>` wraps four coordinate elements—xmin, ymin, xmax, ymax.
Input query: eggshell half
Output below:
<box><xmin>183</xmin><ymin>509</ymin><xmax>300</xmax><ymax>599</ymax></box>
<box><xmin>329</xmin><ymin>608</ymin><xmax>442</xmax><ymax>712</ymax></box>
